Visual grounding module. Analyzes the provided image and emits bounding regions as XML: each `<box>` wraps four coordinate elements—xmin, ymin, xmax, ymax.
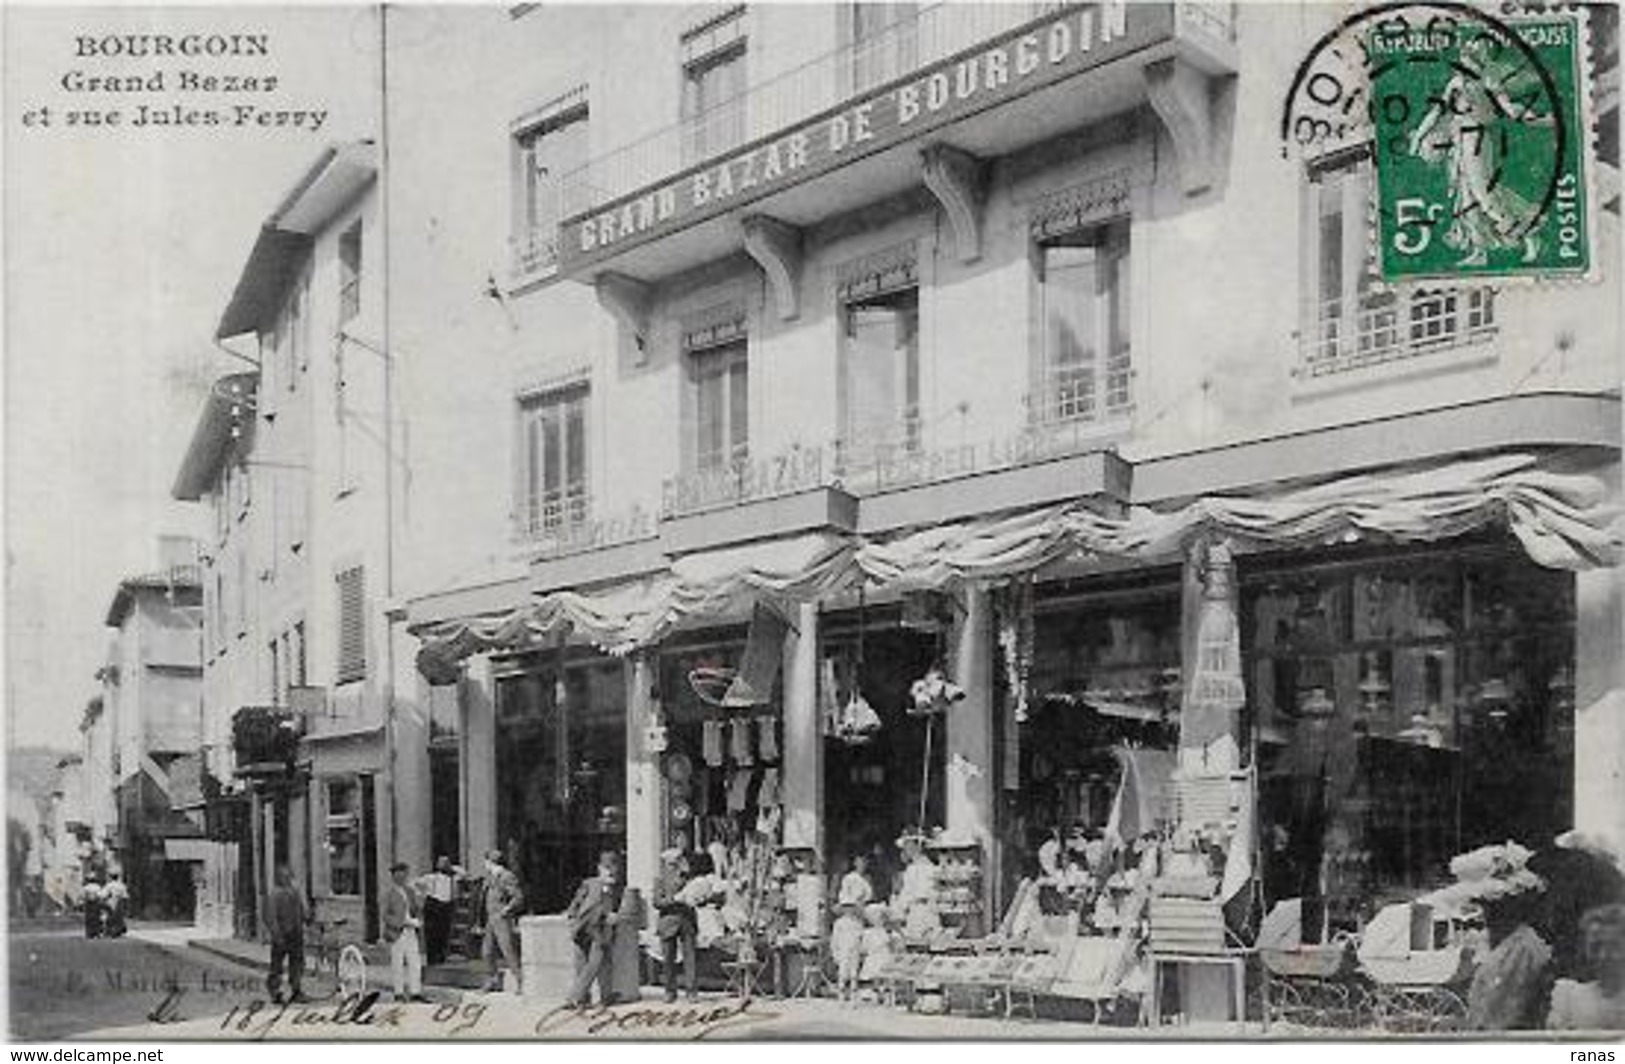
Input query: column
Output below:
<box><xmin>625</xmin><ymin>653</ymin><xmax>661</xmax><ymax>921</ymax></box>
<box><xmin>1574</xmin><ymin>564</ymin><xmax>1624</xmax><ymax>849</ymax></box>
<box><xmin>782</xmin><ymin>602</ymin><xmax>823</xmax><ymax>854</ymax></box>
<box><xmin>387</xmin><ymin>672</ymin><xmax>433</xmax><ymax>875</ymax></box>
<box><xmin>462</xmin><ymin>653</ymin><xmax>498</xmax><ymax>867</ymax></box>
<box><xmin>948</xmin><ymin>585</ymin><xmax>994</xmax><ymax>925</ymax></box>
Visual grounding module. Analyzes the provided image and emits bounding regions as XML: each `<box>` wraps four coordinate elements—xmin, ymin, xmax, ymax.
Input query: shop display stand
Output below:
<box><xmin>926</xmin><ymin>838</ymin><xmax>985</xmax><ymax>940</ymax></box>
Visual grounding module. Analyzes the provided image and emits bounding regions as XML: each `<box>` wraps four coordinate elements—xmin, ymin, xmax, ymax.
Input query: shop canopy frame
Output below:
<box><xmin>414</xmin><ymin>452</ymin><xmax>1621</xmax><ymax>667</ymax></box>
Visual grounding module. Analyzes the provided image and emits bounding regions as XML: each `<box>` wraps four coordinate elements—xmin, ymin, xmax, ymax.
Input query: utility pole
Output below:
<box><xmin>378</xmin><ymin>2</ymin><xmax>399</xmax><ymax>867</ymax></box>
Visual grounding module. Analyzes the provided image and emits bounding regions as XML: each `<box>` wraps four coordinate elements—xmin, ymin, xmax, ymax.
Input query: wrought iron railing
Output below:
<box><xmin>555</xmin><ymin>2</ymin><xmax>1073</xmax><ymax>221</ymax></box>
<box><xmin>516</xmin><ymin>485</ymin><xmax>592</xmax><ymax>542</ymax></box>
<box><xmin>1299</xmin><ymin>287</ymin><xmax>1497</xmax><ymax>378</ymax></box>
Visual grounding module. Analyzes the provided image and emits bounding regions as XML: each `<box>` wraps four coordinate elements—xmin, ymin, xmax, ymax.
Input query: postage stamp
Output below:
<box><xmin>1369</xmin><ymin>13</ymin><xmax>1591</xmax><ymax>283</ymax></box>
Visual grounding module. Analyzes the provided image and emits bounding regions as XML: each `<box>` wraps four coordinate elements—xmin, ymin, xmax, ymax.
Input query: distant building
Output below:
<box><xmin>97</xmin><ymin>536</ymin><xmax>204</xmax><ymax>919</ymax></box>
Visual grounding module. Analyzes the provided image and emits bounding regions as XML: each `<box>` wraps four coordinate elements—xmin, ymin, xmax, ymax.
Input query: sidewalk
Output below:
<box><xmin>128</xmin><ymin>926</ymin><xmax>456</xmax><ymax>1002</ymax></box>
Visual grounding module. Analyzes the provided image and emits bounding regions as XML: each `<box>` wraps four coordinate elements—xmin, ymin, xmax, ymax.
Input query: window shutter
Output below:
<box><xmin>335</xmin><ymin>566</ymin><xmax>366</xmax><ymax>684</ymax></box>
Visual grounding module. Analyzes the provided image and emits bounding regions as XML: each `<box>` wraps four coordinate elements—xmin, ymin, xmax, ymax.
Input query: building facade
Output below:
<box><xmin>390</xmin><ymin>0</ymin><xmax>1622</xmax><ymax>940</ymax></box>
<box><xmin>172</xmin><ymin>143</ymin><xmax>425</xmax><ymax>942</ymax></box>
<box><xmin>95</xmin><ymin>540</ymin><xmax>205</xmax><ymax>919</ymax></box>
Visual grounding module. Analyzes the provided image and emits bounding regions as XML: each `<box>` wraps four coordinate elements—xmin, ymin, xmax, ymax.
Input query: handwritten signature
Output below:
<box><xmin>534</xmin><ymin>998</ymin><xmax>773</xmax><ymax>1039</ymax></box>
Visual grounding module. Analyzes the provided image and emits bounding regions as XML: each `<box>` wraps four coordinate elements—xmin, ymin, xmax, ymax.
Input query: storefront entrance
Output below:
<box><xmin>494</xmin><ymin>655</ymin><xmax>627</xmax><ymax>914</ymax></box>
<box><xmin>822</xmin><ymin>616</ymin><xmax>945</xmax><ymax>897</ymax></box>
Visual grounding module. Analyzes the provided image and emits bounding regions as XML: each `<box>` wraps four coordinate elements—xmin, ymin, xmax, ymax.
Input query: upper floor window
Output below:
<box><xmin>847</xmin><ymin>3</ymin><xmax>918</xmax><ymax>93</ymax></box>
<box><xmin>338</xmin><ymin>221</ymin><xmax>362</xmax><ymax>325</ymax></box>
<box><xmin>512</xmin><ymin>89</ymin><xmax>590</xmax><ymax>275</ymax></box>
<box><xmin>837</xmin><ymin>256</ymin><xmax>920</xmax><ymax>472</ymax></box>
<box><xmin>335</xmin><ymin>565</ymin><xmax>366</xmax><ymax>685</ymax></box>
<box><xmin>689</xmin><ymin>340</ymin><xmax>749</xmax><ymax>473</ymax></box>
<box><xmin>681</xmin><ymin>7</ymin><xmax>748</xmax><ymax>164</ymax></box>
<box><xmin>1035</xmin><ymin>218</ymin><xmax>1132</xmax><ymax>426</ymax></box>
<box><xmin>516</xmin><ymin>383</ymin><xmax>590</xmax><ymax>539</ymax></box>
<box><xmin>1301</xmin><ymin>150</ymin><xmax>1497</xmax><ymax>379</ymax></box>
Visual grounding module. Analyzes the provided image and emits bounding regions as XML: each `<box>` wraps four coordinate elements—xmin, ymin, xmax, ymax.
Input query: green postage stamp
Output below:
<box><xmin>1370</xmin><ymin>14</ymin><xmax>1591</xmax><ymax>283</ymax></box>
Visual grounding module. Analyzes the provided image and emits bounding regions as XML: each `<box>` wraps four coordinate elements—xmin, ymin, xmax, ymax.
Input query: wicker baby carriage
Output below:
<box><xmin>1355</xmin><ymin>900</ymin><xmax>1475</xmax><ymax>1032</ymax></box>
<box><xmin>1258</xmin><ymin>899</ymin><xmax>1366</xmax><ymax>1028</ymax></box>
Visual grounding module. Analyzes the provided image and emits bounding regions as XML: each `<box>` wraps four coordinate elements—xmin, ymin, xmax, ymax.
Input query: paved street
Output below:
<box><xmin>10</xmin><ymin>926</ymin><xmax>1265</xmax><ymax>1041</ymax></box>
<box><xmin>7</xmin><ymin>925</ymin><xmax>269</xmax><ymax>1041</ymax></box>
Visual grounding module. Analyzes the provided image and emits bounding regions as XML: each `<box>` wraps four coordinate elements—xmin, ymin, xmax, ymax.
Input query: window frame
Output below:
<box><xmin>679</xmin><ymin>8</ymin><xmax>748</xmax><ymax>165</ymax></box>
<box><xmin>1299</xmin><ymin>148</ymin><xmax>1498</xmax><ymax>379</ymax></box>
<box><xmin>686</xmin><ymin>339</ymin><xmax>750</xmax><ymax>474</ymax></box>
<box><xmin>511</xmin><ymin>93</ymin><xmax>590</xmax><ymax>275</ymax></box>
<box><xmin>325</xmin><ymin>777</ymin><xmax>362</xmax><ymax>898</ymax></box>
<box><xmin>838</xmin><ymin>283</ymin><xmax>921</xmax><ymax>468</ymax></box>
<box><xmin>1033</xmin><ymin>217</ymin><xmax>1133</xmax><ymax>427</ymax></box>
<box><xmin>334</xmin><ymin>565</ymin><xmax>367</xmax><ymax>686</ymax></box>
<box><xmin>515</xmin><ymin>381</ymin><xmax>591</xmax><ymax>540</ymax></box>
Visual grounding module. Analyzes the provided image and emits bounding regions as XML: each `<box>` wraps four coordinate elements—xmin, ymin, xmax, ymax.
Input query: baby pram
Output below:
<box><xmin>1258</xmin><ymin>898</ymin><xmax>1364</xmax><ymax>1029</ymax></box>
<box><xmin>1355</xmin><ymin>900</ymin><xmax>1475</xmax><ymax>1032</ymax></box>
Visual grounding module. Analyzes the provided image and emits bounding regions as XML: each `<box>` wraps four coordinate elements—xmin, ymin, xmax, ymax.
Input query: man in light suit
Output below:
<box><xmin>479</xmin><ymin>849</ymin><xmax>524</xmax><ymax>992</ymax></box>
<box><xmin>566</xmin><ymin>850</ymin><xmax>625</xmax><ymax>1007</ymax></box>
<box><xmin>383</xmin><ymin>862</ymin><xmax>426</xmax><ymax>1002</ymax></box>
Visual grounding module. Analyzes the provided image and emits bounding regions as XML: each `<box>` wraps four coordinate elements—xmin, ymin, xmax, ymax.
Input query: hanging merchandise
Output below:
<box><xmin>702</xmin><ymin>719</ymin><xmax>725</xmax><ymax>767</ymax></box>
<box><xmin>729</xmin><ymin>716</ymin><xmax>755</xmax><ymax>766</ymax></box>
<box><xmin>819</xmin><ymin>656</ymin><xmax>843</xmax><ymax>738</ymax></box>
<box><xmin>758</xmin><ymin>766</ymin><xmax>781</xmax><ymax>807</ymax></box>
<box><xmin>996</xmin><ymin>579</ymin><xmax>1036</xmax><ymax>724</ymax></box>
<box><xmin>756</xmin><ymin>715</ymin><xmax>779</xmax><ymax>762</ymax></box>
<box><xmin>836</xmin><ymin>585</ymin><xmax>883</xmax><ymax>746</ymax></box>
<box><xmin>908</xmin><ymin>665</ymin><xmax>965</xmax><ymax>716</ymax></box>
<box><xmin>727</xmin><ymin>768</ymin><xmax>753</xmax><ymax>813</ymax></box>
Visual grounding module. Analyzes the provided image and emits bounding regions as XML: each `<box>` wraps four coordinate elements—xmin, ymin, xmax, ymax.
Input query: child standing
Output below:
<box><xmin>832</xmin><ymin>854</ymin><xmax>873</xmax><ymax>999</ymax></box>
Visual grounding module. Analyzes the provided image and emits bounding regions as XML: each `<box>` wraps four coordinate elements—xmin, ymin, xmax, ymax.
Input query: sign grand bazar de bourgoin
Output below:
<box><xmin>558</xmin><ymin>1</ymin><xmax>1169</xmax><ymax>271</ymax></box>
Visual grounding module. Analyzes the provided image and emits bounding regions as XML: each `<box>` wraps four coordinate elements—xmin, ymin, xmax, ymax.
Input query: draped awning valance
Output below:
<box><xmin>414</xmin><ymin>452</ymin><xmax>1621</xmax><ymax>665</ymax></box>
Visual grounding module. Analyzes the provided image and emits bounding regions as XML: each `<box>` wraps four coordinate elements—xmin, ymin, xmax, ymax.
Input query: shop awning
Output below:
<box><xmin>414</xmin><ymin>452</ymin><xmax>1620</xmax><ymax>667</ymax></box>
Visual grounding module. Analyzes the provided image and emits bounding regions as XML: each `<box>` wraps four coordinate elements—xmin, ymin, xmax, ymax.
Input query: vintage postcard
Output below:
<box><xmin>4</xmin><ymin>0</ymin><xmax>1622</xmax><ymax>1046</ymax></box>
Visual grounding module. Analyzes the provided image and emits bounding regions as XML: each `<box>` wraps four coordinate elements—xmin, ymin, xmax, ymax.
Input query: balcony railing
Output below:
<box><xmin>1299</xmin><ymin>287</ymin><xmax>1497</xmax><ymax>379</ymax></box>
<box><xmin>516</xmin><ymin>485</ymin><xmax>592</xmax><ymax>543</ymax></box>
<box><xmin>555</xmin><ymin>2</ymin><xmax>1080</xmax><ymax>221</ymax></box>
<box><xmin>660</xmin><ymin>398</ymin><xmax>1131</xmax><ymax>519</ymax></box>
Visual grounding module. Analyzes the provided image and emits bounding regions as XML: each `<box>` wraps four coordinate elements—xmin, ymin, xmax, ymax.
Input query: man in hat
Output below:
<box><xmin>566</xmin><ymin>850</ymin><xmax>626</xmax><ymax>1006</ymax></box>
<box><xmin>264</xmin><ymin>864</ymin><xmax>308</xmax><ymax>1003</ymax></box>
<box><xmin>652</xmin><ymin>846</ymin><xmax>698</xmax><ymax>1002</ymax></box>
<box><xmin>383</xmin><ymin>861</ymin><xmax>427</xmax><ymax>1002</ymax></box>
<box><xmin>478</xmin><ymin>849</ymin><xmax>524</xmax><ymax>992</ymax></box>
<box><xmin>416</xmin><ymin>856</ymin><xmax>464</xmax><ymax>965</ymax></box>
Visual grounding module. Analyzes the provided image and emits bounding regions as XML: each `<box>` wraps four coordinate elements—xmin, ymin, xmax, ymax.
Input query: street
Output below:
<box><xmin>8</xmin><ymin>924</ymin><xmax>1235</xmax><ymax>1041</ymax></box>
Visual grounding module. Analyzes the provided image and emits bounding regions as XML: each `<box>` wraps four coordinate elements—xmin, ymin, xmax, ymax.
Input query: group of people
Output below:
<box><xmin>260</xmin><ymin>853</ymin><xmax>504</xmax><ymax>1004</ymax></box>
<box><xmin>79</xmin><ymin>873</ymin><xmax>128</xmax><ymax>939</ymax></box>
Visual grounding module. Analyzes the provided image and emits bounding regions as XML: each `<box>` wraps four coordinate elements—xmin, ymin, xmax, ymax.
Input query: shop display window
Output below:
<box><xmin>658</xmin><ymin>639</ymin><xmax>784</xmax><ymax>858</ymax></box>
<box><xmin>1245</xmin><ymin>544</ymin><xmax>1575</xmax><ymax>926</ymax></box>
<box><xmin>494</xmin><ymin>656</ymin><xmax>627</xmax><ymax>914</ymax></box>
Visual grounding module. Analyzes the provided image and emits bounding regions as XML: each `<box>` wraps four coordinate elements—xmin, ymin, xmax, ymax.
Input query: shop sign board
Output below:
<box><xmin>559</xmin><ymin>0</ymin><xmax>1168</xmax><ymax>272</ymax></box>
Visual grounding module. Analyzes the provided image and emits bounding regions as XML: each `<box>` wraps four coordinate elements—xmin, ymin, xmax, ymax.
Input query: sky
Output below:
<box><xmin>3</xmin><ymin>5</ymin><xmax>379</xmax><ymax>750</ymax></box>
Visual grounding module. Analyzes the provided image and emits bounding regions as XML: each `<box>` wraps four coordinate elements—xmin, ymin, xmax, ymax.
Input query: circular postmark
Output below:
<box><xmin>1280</xmin><ymin>2</ymin><xmax>1590</xmax><ymax>281</ymax></box>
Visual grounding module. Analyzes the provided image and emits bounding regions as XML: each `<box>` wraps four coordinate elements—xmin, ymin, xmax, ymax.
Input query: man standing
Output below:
<box><xmin>479</xmin><ymin>849</ymin><xmax>524</xmax><ymax>992</ymax></box>
<box><xmin>566</xmin><ymin>851</ymin><xmax>625</xmax><ymax>1007</ymax></box>
<box><xmin>652</xmin><ymin>848</ymin><xmax>698</xmax><ymax>1002</ymax></box>
<box><xmin>383</xmin><ymin>862</ymin><xmax>427</xmax><ymax>1002</ymax></box>
<box><xmin>416</xmin><ymin>856</ymin><xmax>462</xmax><ymax>965</ymax></box>
<box><xmin>264</xmin><ymin>864</ymin><xmax>308</xmax><ymax>1004</ymax></box>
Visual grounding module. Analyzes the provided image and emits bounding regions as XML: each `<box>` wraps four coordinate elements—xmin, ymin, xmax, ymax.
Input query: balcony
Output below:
<box><xmin>1297</xmin><ymin>287</ymin><xmax>1498</xmax><ymax>389</ymax></box>
<box><xmin>536</xmin><ymin>1</ymin><xmax>1236</xmax><ymax>290</ymax></box>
